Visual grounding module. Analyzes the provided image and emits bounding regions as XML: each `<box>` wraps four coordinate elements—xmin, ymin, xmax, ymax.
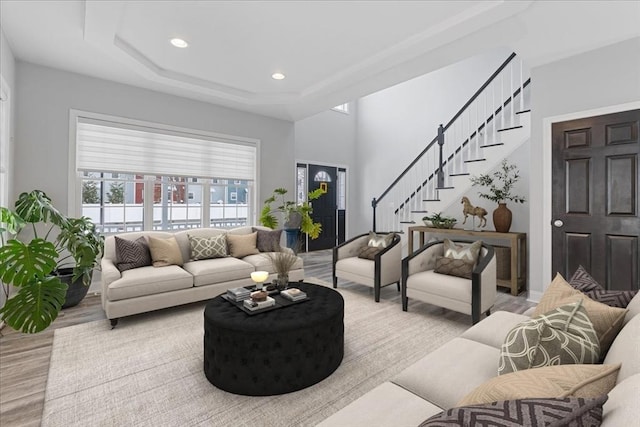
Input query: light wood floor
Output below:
<box><xmin>0</xmin><ymin>249</ymin><xmax>535</xmax><ymax>426</ymax></box>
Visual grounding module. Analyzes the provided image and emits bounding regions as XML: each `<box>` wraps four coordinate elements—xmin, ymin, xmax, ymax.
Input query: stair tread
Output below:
<box><xmin>464</xmin><ymin>158</ymin><xmax>486</xmax><ymax>163</ymax></box>
<box><xmin>410</xmin><ymin>210</ymin><xmax>429</xmax><ymax>213</ymax></box>
<box><xmin>436</xmin><ymin>186</ymin><xmax>454</xmax><ymax>190</ymax></box>
<box><xmin>480</xmin><ymin>143</ymin><xmax>504</xmax><ymax>148</ymax></box>
<box><xmin>515</xmin><ymin>109</ymin><xmax>531</xmax><ymax>114</ymax></box>
<box><xmin>423</xmin><ymin>199</ymin><xmax>441</xmax><ymax>202</ymax></box>
<box><xmin>497</xmin><ymin>125</ymin><xmax>524</xmax><ymax>132</ymax></box>
<box><xmin>450</xmin><ymin>173</ymin><xmax>470</xmax><ymax>176</ymax></box>
<box><xmin>399</xmin><ymin>221</ymin><xmax>416</xmax><ymax>224</ymax></box>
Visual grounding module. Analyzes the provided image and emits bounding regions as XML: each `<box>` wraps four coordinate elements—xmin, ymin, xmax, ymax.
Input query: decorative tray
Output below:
<box><xmin>221</xmin><ymin>289</ymin><xmax>309</xmax><ymax>316</ymax></box>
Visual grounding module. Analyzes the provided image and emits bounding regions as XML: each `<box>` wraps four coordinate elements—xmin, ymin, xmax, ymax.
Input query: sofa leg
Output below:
<box><xmin>396</xmin><ymin>282</ymin><xmax>400</xmax><ymax>292</ymax></box>
<box><xmin>402</xmin><ymin>297</ymin><xmax>408</xmax><ymax>312</ymax></box>
<box><xmin>374</xmin><ymin>285</ymin><xmax>380</xmax><ymax>302</ymax></box>
<box><xmin>332</xmin><ymin>276</ymin><xmax>337</xmax><ymax>289</ymax></box>
<box><xmin>485</xmin><ymin>309</ymin><xmax>491</xmax><ymax>316</ymax></box>
<box><xmin>110</xmin><ymin>318</ymin><xmax>118</xmax><ymax>329</ymax></box>
<box><xmin>471</xmin><ymin>312</ymin><xmax>480</xmax><ymax>325</ymax></box>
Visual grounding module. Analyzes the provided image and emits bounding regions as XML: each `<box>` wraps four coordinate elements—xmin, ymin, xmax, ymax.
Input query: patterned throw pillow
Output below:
<box><xmin>569</xmin><ymin>265</ymin><xmax>637</xmax><ymax>308</ymax></box>
<box><xmin>420</xmin><ymin>396</ymin><xmax>608</xmax><ymax>427</ymax></box>
<box><xmin>443</xmin><ymin>239</ymin><xmax>482</xmax><ymax>264</ymax></box>
<box><xmin>115</xmin><ymin>236</ymin><xmax>152</xmax><ymax>272</ymax></box>
<box><xmin>252</xmin><ymin>228</ymin><xmax>282</xmax><ymax>252</ymax></box>
<box><xmin>534</xmin><ymin>274</ymin><xmax>627</xmax><ymax>357</ymax></box>
<box><xmin>188</xmin><ymin>234</ymin><xmax>227</xmax><ymax>260</ymax></box>
<box><xmin>226</xmin><ymin>232</ymin><xmax>260</xmax><ymax>258</ymax></box>
<box><xmin>458</xmin><ymin>364</ymin><xmax>619</xmax><ymax>406</ymax></box>
<box><xmin>147</xmin><ymin>236</ymin><xmax>184</xmax><ymax>267</ymax></box>
<box><xmin>367</xmin><ymin>231</ymin><xmax>395</xmax><ymax>248</ymax></box>
<box><xmin>434</xmin><ymin>256</ymin><xmax>474</xmax><ymax>279</ymax></box>
<box><xmin>358</xmin><ymin>246</ymin><xmax>381</xmax><ymax>260</ymax></box>
<box><xmin>499</xmin><ymin>301</ymin><xmax>600</xmax><ymax>375</ymax></box>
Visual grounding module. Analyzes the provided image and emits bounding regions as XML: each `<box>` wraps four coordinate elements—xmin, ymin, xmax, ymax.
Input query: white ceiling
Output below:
<box><xmin>1</xmin><ymin>1</ymin><xmax>639</xmax><ymax>121</ymax></box>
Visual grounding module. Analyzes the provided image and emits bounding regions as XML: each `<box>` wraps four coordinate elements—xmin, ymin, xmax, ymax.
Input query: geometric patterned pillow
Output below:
<box><xmin>434</xmin><ymin>256</ymin><xmax>475</xmax><ymax>279</ymax></box>
<box><xmin>358</xmin><ymin>246</ymin><xmax>382</xmax><ymax>260</ymax></box>
<box><xmin>569</xmin><ymin>265</ymin><xmax>638</xmax><ymax>308</ymax></box>
<box><xmin>367</xmin><ymin>231</ymin><xmax>395</xmax><ymax>248</ymax></box>
<box><xmin>188</xmin><ymin>234</ymin><xmax>227</xmax><ymax>261</ymax></box>
<box><xmin>443</xmin><ymin>239</ymin><xmax>482</xmax><ymax>264</ymax></box>
<box><xmin>420</xmin><ymin>395</ymin><xmax>608</xmax><ymax>427</ymax></box>
<box><xmin>499</xmin><ymin>301</ymin><xmax>600</xmax><ymax>375</ymax></box>
<box><xmin>114</xmin><ymin>236</ymin><xmax>152</xmax><ymax>272</ymax></box>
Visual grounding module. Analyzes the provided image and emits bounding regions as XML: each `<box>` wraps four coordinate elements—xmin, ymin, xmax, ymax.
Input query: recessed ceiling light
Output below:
<box><xmin>170</xmin><ymin>38</ymin><xmax>188</xmax><ymax>48</ymax></box>
<box><xmin>271</xmin><ymin>73</ymin><xmax>285</xmax><ymax>80</ymax></box>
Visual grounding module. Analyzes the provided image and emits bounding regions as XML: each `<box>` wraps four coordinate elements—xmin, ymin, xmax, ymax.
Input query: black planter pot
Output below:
<box><xmin>56</xmin><ymin>268</ymin><xmax>91</xmax><ymax>309</ymax></box>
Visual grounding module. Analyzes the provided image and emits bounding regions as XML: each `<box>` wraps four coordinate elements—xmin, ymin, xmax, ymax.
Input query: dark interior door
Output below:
<box><xmin>552</xmin><ymin>109</ymin><xmax>639</xmax><ymax>290</ymax></box>
<box><xmin>307</xmin><ymin>164</ymin><xmax>337</xmax><ymax>251</ymax></box>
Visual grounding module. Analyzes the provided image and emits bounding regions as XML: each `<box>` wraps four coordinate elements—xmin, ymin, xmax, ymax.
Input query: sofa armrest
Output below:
<box><xmin>333</xmin><ymin>234</ymin><xmax>369</xmax><ymax>263</ymax></box>
<box><xmin>377</xmin><ymin>235</ymin><xmax>402</xmax><ymax>285</ymax></box>
<box><xmin>405</xmin><ymin>242</ymin><xmax>443</xmax><ymax>276</ymax></box>
<box><xmin>474</xmin><ymin>245</ymin><xmax>497</xmax><ymax>314</ymax></box>
<box><xmin>101</xmin><ymin>258</ymin><xmax>121</xmax><ymax>306</ymax></box>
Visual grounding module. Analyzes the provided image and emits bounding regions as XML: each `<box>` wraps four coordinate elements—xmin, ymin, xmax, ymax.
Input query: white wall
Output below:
<box><xmin>353</xmin><ymin>48</ymin><xmax>512</xmax><ymax>235</ymax></box>
<box><xmin>14</xmin><ymin>62</ymin><xmax>295</xmax><ymax>219</ymax></box>
<box><xmin>529</xmin><ymin>37</ymin><xmax>640</xmax><ymax>301</ymax></box>
<box><xmin>294</xmin><ymin>104</ymin><xmax>357</xmax><ymax>235</ymax></box>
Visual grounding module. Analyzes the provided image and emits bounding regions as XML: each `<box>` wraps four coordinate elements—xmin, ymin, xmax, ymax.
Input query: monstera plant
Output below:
<box><xmin>0</xmin><ymin>190</ymin><xmax>104</xmax><ymax>333</ymax></box>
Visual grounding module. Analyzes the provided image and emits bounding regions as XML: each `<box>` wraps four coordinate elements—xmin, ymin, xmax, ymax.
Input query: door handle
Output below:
<box><xmin>553</xmin><ymin>219</ymin><xmax>564</xmax><ymax>228</ymax></box>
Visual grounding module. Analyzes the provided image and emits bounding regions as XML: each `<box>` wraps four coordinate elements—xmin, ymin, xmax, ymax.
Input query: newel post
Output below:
<box><xmin>437</xmin><ymin>124</ymin><xmax>445</xmax><ymax>188</ymax></box>
<box><xmin>371</xmin><ymin>197</ymin><xmax>378</xmax><ymax>232</ymax></box>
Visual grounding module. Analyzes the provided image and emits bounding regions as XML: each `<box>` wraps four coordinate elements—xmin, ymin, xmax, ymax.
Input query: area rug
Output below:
<box><xmin>42</xmin><ymin>278</ymin><xmax>468</xmax><ymax>426</ymax></box>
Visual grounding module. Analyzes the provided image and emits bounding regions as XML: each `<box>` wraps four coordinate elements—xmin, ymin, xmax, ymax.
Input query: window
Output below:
<box><xmin>337</xmin><ymin>169</ymin><xmax>346</xmax><ymax>210</ymax></box>
<box><xmin>331</xmin><ymin>103</ymin><xmax>349</xmax><ymax>114</ymax></box>
<box><xmin>72</xmin><ymin>111</ymin><xmax>258</xmax><ymax>232</ymax></box>
<box><xmin>296</xmin><ymin>164</ymin><xmax>307</xmax><ymax>204</ymax></box>
<box><xmin>0</xmin><ymin>79</ymin><xmax>9</xmax><ymax>211</ymax></box>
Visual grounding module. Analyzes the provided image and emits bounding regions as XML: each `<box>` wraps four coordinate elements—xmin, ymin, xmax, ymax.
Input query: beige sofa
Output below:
<box><xmin>319</xmin><ymin>293</ymin><xmax>640</xmax><ymax>426</ymax></box>
<box><xmin>101</xmin><ymin>226</ymin><xmax>303</xmax><ymax>327</ymax></box>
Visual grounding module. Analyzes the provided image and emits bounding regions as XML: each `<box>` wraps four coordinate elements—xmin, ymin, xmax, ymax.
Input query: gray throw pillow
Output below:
<box><xmin>188</xmin><ymin>234</ymin><xmax>227</xmax><ymax>260</ymax></box>
<box><xmin>419</xmin><ymin>395</ymin><xmax>607</xmax><ymax>427</ymax></box>
<box><xmin>498</xmin><ymin>300</ymin><xmax>600</xmax><ymax>375</ymax></box>
<box><xmin>358</xmin><ymin>246</ymin><xmax>382</xmax><ymax>260</ymax></box>
<box><xmin>443</xmin><ymin>239</ymin><xmax>482</xmax><ymax>264</ymax></box>
<box><xmin>253</xmin><ymin>228</ymin><xmax>282</xmax><ymax>252</ymax></box>
<box><xmin>569</xmin><ymin>265</ymin><xmax>637</xmax><ymax>308</ymax></box>
<box><xmin>434</xmin><ymin>256</ymin><xmax>474</xmax><ymax>279</ymax></box>
<box><xmin>115</xmin><ymin>236</ymin><xmax>152</xmax><ymax>272</ymax></box>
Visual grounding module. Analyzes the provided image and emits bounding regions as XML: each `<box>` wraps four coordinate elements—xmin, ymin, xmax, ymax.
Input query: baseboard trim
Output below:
<box><xmin>527</xmin><ymin>290</ymin><xmax>543</xmax><ymax>303</ymax></box>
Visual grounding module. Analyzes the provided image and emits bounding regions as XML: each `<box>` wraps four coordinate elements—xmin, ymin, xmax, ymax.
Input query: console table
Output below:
<box><xmin>407</xmin><ymin>226</ymin><xmax>527</xmax><ymax>296</ymax></box>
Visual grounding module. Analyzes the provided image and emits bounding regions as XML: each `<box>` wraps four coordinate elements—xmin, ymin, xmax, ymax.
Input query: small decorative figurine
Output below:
<box><xmin>461</xmin><ymin>196</ymin><xmax>487</xmax><ymax>228</ymax></box>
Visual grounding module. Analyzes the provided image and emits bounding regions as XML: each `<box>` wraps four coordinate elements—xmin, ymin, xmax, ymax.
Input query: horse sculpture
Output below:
<box><xmin>461</xmin><ymin>196</ymin><xmax>488</xmax><ymax>228</ymax></box>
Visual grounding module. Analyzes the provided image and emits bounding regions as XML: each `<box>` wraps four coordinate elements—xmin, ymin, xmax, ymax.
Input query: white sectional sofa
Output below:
<box><xmin>101</xmin><ymin>226</ymin><xmax>303</xmax><ymax>327</ymax></box>
<box><xmin>319</xmin><ymin>294</ymin><xmax>640</xmax><ymax>426</ymax></box>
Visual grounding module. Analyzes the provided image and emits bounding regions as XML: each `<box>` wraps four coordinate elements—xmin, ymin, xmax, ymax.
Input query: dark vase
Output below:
<box><xmin>493</xmin><ymin>203</ymin><xmax>512</xmax><ymax>233</ymax></box>
<box><xmin>56</xmin><ymin>268</ymin><xmax>91</xmax><ymax>309</ymax></box>
<box><xmin>275</xmin><ymin>273</ymin><xmax>289</xmax><ymax>292</ymax></box>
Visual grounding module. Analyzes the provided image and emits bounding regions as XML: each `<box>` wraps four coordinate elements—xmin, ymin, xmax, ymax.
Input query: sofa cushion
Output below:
<box><xmin>226</xmin><ymin>232</ymin><xmax>259</xmax><ymax>258</ymax></box>
<box><xmin>182</xmin><ymin>257</ymin><xmax>255</xmax><ymax>287</ymax></box>
<box><xmin>461</xmin><ymin>311</ymin><xmax>529</xmax><ymax>349</ymax></box>
<box><xmin>569</xmin><ymin>265</ymin><xmax>637</xmax><ymax>308</ymax></box>
<box><xmin>107</xmin><ymin>265</ymin><xmax>193</xmax><ymax>301</ymax></box>
<box><xmin>458</xmin><ymin>364</ymin><xmax>620</xmax><ymax>406</ymax></box>
<box><xmin>147</xmin><ymin>236</ymin><xmax>184</xmax><ymax>267</ymax></box>
<box><xmin>421</xmin><ymin>395</ymin><xmax>607</xmax><ymax>427</ymax></box>
<box><xmin>335</xmin><ymin>257</ymin><xmax>374</xmax><ymax>279</ymax></box>
<box><xmin>602</xmin><ymin>374</ymin><xmax>640</xmax><ymax>427</ymax></box>
<box><xmin>443</xmin><ymin>239</ymin><xmax>482</xmax><ymax>264</ymax></box>
<box><xmin>114</xmin><ymin>236</ymin><xmax>152</xmax><ymax>272</ymax></box>
<box><xmin>434</xmin><ymin>256</ymin><xmax>474</xmax><ymax>279</ymax></box>
<box><xmin>242</xmin><ymin>253</ymin><xmax>303</xmax><ymax>273</ymax></box>
<box><xmin>316</xmin><ymin>382</ymin><xmax>442</xmax><ymax>427</ymax></box>
<box><xmin>357</xmin><ymin>246</ymin><xmax>381</xmax><ymax>260</ymax></box>
<box><xmin>406</xmin><ymin>270</ymin><xmax>472</xmax><ymax>304</ymax></box>
<box><xmin>534</xmin><ymin>273</ymin><xmax>627</xmax><ymax>357</ymax></box>
<box><xmin>392</xmin><ymin>338</ymin><xmax>500</xmax><ymax>409</ymax></box>
<box><xmin>603</xmin><ymin>314</ymin><xmax>640</xmax><ymax>383</ymax></box>
<box><xmin>498</xmin><ymin>301</ymin><xmax>600</xmax><ymax>375</ymax></box>
<box><xmin>188</xmin><ymin>234</ymin><xmax>227</xmax><ymax>260</ymax></box>
<box><xmin>253</xmin><ymin>227</ymin><xmax>282</xmax><ymax>252</ymax></box>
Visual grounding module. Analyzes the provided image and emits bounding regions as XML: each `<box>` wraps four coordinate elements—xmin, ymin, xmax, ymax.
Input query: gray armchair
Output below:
<box><xmin>402</xmin><ymin>240</ymin><xmax>496</xmax><ymax>324</ymax></box>
<box><xmin>333</xmin><ymin>233</ymin><xmax>402</xmax><ymax>302</ymax></box>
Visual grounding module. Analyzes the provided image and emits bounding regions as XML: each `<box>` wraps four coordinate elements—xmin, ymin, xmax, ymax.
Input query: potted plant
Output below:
<box><xmin>470</xmin><ymin>159</ymin><xmax>526</xmax><ymax>232</ymax></box>
<box><xmin>422</xmin><ymin>212</ymin><xmax>457</xmax><ymax>229</ymax></box>
<box><xmin>0</xmin><ymin>190</ymin><xmax>104</xmax><ymax>333</ymax></box>
<box><xmin>259</xmin><ymin>187</ymin><xmax>324</xmax><ymax>248</ymax></box>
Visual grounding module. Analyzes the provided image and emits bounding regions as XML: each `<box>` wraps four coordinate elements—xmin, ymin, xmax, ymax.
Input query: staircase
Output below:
<box><xmin>371</xmin><ymin>53</ymin><xmax>531</xmax><ymax>235</ymax></box>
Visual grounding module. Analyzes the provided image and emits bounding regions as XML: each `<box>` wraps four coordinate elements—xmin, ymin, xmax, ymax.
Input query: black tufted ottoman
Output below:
<box><xmin>203</xmin><ymin>282</ymin><xmax>344</xmax><ymax>396</ymax></box>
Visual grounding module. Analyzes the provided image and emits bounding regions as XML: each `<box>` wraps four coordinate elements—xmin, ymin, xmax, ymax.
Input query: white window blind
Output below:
<box><xmin>76</xmin><ymin>118</ymin><xmax>256</xmax><ymax>180</ymax></box>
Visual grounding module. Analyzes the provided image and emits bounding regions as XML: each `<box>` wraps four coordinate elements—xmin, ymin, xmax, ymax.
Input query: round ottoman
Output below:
<box><xmin>203</xmin><ymin>282</ymin><xmax>344</xmax><ymax>396</ymax></box>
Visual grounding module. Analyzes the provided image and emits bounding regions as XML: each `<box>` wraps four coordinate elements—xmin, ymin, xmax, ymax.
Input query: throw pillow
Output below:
<box><xmin>421</xmin><ymin>395</ymin><xmax>608</xmax><ymax>427</ymax></box>
<box><xmin>499</xmin><ymin>301</ymin><xmax>600</xmax><ymax>375</ymax></box>
<box><xmin>458</xmin><ymin>364</ymin><xmax>620</xmax><ymax>406</ymax></box>
<box><xmin>534</xmin><ymin>273</ymin><xmax>627</xmax><ymax>357</ymax></box>
<box><xmin>367</xmin><ymin>231</ymin><xmax>395</xmax><ymax>248</ymax></box>
<box><xmin>226</xmin><ymin>232</ymin><xmax>260</xmax><ymax>258</ymax></box>
<box><xmin>252</xmin><ymin>228</ymin><xmax>282</xmax><ymax>252</ymax></box>
<box><xmin>443</xmin><ymin>239</ymin><xmax>482</xmax><ymax>264</ymax></box>
<box><xmin>434</xmin><ymin>256</ymin><xmax>475</xmax><ymax>279</ymax></box>
<box><xmin>569</xmin><ymin>265</ymin><xmax>637</xmax><ymax>308</ymax></box>
<box><xmin>188</xmin><ymin>234</ymin><xmax>227</xmax><ymax>260</ymax></box>
<box><xmin>147</xmin><ymin>236</ymin><xmax>184</xmax><ymax>267</ymax></box>
<box><xmin>114</xmin><ymin>236</ymin><xmax>152</xmax><ymax>272</ymax></box>
<box><xmin>358</xmin><ymin>246</ymin><xmax>382</xmax><ymax>260</ymax></box>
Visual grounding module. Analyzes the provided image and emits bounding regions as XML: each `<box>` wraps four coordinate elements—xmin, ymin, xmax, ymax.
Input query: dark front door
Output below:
<box><xmin>552</xmin><ymin>109</ymin><xmax>639</xmax><ymax>290</ymax></box>
<box><xmin>307</xmin><ymin>164</ymin><xmax>337</xmax><ymax>251</ymax></box>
